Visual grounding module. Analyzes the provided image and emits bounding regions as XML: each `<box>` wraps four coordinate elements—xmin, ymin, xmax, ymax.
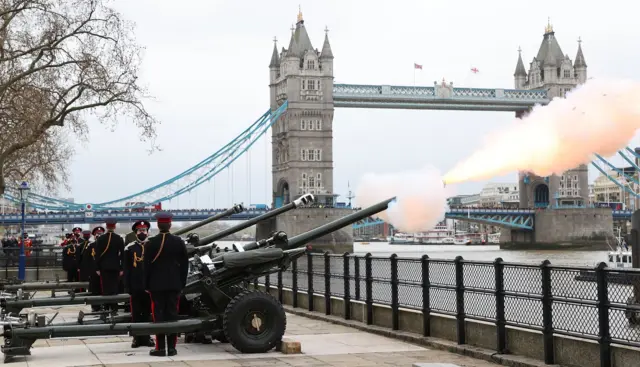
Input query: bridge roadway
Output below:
<box><xmin>333</xmin><ymin>83</ymin><xmax>550</xmax><ymax>111</ymax></box>
<box><xmin>0</xmin><ymin>207</ymin><xmax>632</xmax><ymax>229</ymax></box>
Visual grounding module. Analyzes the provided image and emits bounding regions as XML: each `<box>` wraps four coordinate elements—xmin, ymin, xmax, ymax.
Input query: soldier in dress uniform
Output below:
<box><xmin>72</xmin><ymin>227</ymin><xmax>82</xmax><ymax>241</ymax></box>
<box><xmin>95</xmin><ymin>218</ymin><xmax>125</xmax><ymax>313</ymax></box>
<box><xmin>78</xmin><ymin>226</ymin><xmax>103</xmax><ymax>310</ymax></box>
<box><xmin>145</xmin><ymin>212</ymin><xmax>188</xmax><ymax>357</ymax></box>
<box><xmin>60</xmin><ymin>233</ymin><xmax>72</xmax><ymax>247</ymax></box>
<box><xmin>123</xmin><ymin>220</ymin><xmax>155</xmax><ymax>348</ymax></box>
<box><xmin>62</xmin><ymin>235</ymin><xmax>79</xmax><ymax>282</ymax></box>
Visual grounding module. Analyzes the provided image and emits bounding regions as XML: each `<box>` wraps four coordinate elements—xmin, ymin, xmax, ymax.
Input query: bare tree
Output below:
<box><xmin>3</xmin><ymin>128</ymin><xmax>73</xmax><ymax>194</ymax></box>
<box><xmin>0</xmin><ymin>0</ymin><xmax>159</xmax><ymax>195</ymax></box>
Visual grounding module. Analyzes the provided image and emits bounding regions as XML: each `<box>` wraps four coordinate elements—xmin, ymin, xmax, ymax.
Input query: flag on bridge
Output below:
<box><xmin>470</xmin><ymin>67</ymin><xmax>479</xmax><ymax>73</ymax></box>
<box><xmin>414</xmin><ymin>63</ymin><xmax>423</xmax><ymax>70</ymax></box>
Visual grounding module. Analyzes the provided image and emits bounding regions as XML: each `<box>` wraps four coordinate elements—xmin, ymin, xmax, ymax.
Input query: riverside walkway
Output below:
<box><xmin>1</xmin><ymin>304</ymin><xmax>500</xmax><ymax>367</ymax></box>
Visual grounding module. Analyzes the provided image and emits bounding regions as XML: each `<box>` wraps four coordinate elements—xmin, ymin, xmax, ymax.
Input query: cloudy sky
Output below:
<box><xmin>63</xmin><ymin>0</ymin><xmax>637</xmax><ymax>209</ymax></box>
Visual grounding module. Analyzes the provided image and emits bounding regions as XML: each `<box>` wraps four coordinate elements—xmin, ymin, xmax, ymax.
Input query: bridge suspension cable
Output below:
<box><xmin>590</xmin><ymin>152</ymin><xmax>640</xmax><ymax>199</ymax></box>
<box><xmin>3</xmin><ymin>102</ymin><xmax>288</xmax><ymax>211</ymax></box>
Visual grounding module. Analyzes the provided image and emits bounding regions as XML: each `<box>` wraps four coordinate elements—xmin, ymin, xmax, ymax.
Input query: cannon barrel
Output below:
<box><xmin>173</xmin><ymin>204</ymin><xmax>245</xmax><ymax>237</ymax></box>
<box><xmin>286</xmin><ymin>197</ymin><xmax>395</xmax><ymax>250</ymax></box>
<box><xmin>236</xmin><ymin>197</ymin><xmax>394</xmax><ymax>253</ymax></box>
<box><xmin>2</xmin><ymin>282</ymin><xmax>89</xmax><ymax>292</ymax></box>
<box><xmin>196</xmin><ymin>193</ymin><xmax>315</xmax><ymax>248</ymax></box>
<box><xmin>1</xmin><ymin>294</ymin><xmax>129</xmax><ymax>314</ymax></box>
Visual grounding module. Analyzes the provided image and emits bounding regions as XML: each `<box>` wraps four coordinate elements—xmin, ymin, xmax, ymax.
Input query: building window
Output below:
<box><xmin>301</xmin><ymin>149</ymin><xmax>307</xmax><ymax>161</ymax></box>
<box><xmin>307</xmin><ymin>60</ymin><xmax>315</xmax><ymax>70</ymax></box>
<box><xmin>301</xmin><ymin>173</ymin><xmax>308</xmax><ymax>189</ymax></box>
<box><xmin>316</xmin><ymin>173</ymin><xmax>322</xmax><ymax>188</ymax></box>
<box><xmin>309</xmin><ymin>175</ymin><xmax>315</xmax><ymax>188</ymax></box>
<box><xmin>563</xmin><ymin>70</ymin><xmax>571</xmax><ymax>78</ymax></box>
<box><xmin>315</xmin><ymin>149</ymin><xmax>322</xmax><ymax>161</ymax></box>
<box><xmin>307</xmin><ymin>80</ymin><xmax>315</xmax><ymax>90</ymax></box>
<box><xmin>301</xmin><ymin>120</ymin><xmax>307</xmax><ymax>130</ymax></box>
<box><xmin>315</xmin><ymin>120</ymin><xmax>321</xmax><ymax>130</ymax></box>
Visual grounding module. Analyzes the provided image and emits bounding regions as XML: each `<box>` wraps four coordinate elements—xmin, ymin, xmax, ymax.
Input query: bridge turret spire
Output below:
<box><xmin>320</xmin><ymin>26</ymin><xmax>334</xmax><ymax>60</ymax></box>
<box><xmin>574</xmin><ymin>37</ymin><xmax>587</xmax><ymax>68</ymax></box>
<box><xmin>269</xmin><ymin>37</ymin><xmax>280</xmax><ymax>68</ymax></box>
<box><xmin>514</xmin><ymin>47</ymin><xmax>527</xmax><ymax>77</ymax></box>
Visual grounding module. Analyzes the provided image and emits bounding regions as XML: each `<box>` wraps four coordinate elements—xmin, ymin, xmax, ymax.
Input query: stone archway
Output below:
<box><xmin>274</xmin><ymin>179</ymin><xmax>290</xmax><ymax>208</ymax></box>
<box><xmin>534</xmin><ymin>183</ymin><xmax>549</xmax><ymax>208</ymax></box>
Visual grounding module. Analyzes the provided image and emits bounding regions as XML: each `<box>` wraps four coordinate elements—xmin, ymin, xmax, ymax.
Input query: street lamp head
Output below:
<box><xmin>18</xmin><ymin>181</ymin><xmax>30</xmax><ymax>201</ymax></box>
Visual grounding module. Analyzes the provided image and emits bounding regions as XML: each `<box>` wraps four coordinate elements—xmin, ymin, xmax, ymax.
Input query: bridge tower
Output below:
<box><xmin>261</xmin><ymin>8</ymin><xmax>353</xmax><ymax>252</ymax></box>
<box><xmin>515</xmin><ymin>19</ymin><xmax>588</xmax><ymax>209</ymax></box>
<box><xmin>269</xmin><ymin>9</ymin><xmax>335</xmax><ymax>208</ymax></box>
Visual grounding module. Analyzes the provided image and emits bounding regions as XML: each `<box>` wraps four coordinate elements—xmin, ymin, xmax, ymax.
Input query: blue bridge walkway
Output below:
<box><xmin>0</xmin><ymin>208</ymin><xmax>632</xmax><ymax>229</ymax></box>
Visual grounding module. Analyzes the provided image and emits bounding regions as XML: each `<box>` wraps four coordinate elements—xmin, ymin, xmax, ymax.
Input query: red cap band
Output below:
<box><xmin>106</xmin><ymin>223</ymin><xmax>116</xmax><ymax>228</ymax></box>
<box><xmin>135</xmin><ymin>224</ymin><xmax>148</xmax><ymax>229</ymax></box>
<box><xmin>157</xmin><ymin>218</ymin><xmax>172</xmax><ymax>224</ymax></box>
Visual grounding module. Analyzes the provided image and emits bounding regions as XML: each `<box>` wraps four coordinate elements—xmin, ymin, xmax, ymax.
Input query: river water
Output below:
<box><xmin>351</xmin><ymin>242</ymin><xmax>610</xmax><ymax>266</ymax></box>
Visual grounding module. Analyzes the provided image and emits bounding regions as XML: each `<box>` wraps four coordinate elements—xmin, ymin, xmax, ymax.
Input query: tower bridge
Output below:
<box><xmin>3</xmin><ymin>10</ymin><xmax>629</xmax><ymax>251</ymax></box>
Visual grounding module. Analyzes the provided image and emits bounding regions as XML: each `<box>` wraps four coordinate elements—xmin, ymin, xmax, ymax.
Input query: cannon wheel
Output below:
<box><xmin>222</xmin><ymin>290</ymin><xmax>286</xmax><ymax>353</ymax></box>
<box><xmin>214</xmin><ymin>285</ymin><xmax>245</xmax><ymax>343</ymax></box>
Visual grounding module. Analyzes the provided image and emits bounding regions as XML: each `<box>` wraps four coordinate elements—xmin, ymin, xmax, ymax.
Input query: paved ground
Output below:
<box><xmin>2</xmin><ymin>302</ymin><xmax>499</xmax><ymax>367</ymax></box>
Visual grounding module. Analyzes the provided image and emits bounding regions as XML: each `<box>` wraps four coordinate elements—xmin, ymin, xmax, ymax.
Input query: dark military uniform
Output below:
<box><xmin>125</xmin><ymin>231</ymin><xmax>137</xmax><ymax>247</ymax></box>
<box><xmin>62</xmin><ymin>240</ymin><xmax>79</xmax><ymax>282</ymax></box>
<box><xmin>95</xmin><ymin>219</ymin><xmax>125</xmax><ymax>311</ymax></box>
<box><xmin>124</xmin><ymin>220</ymin><xmax>155</xmax><ymax>348</ymax></box>
<box><xmin>145</xmin><ymin>212</ymin><xmax>188</xmax><ymax>356</ymax></box>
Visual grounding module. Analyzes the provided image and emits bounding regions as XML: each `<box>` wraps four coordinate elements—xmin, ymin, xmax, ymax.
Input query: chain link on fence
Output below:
<box><xmin>259</xmin><ymin>251</ymin><xmax>640</xmax><ymax>367</ymax></box>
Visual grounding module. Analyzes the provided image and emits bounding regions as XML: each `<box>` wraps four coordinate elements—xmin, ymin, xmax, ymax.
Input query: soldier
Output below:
<box><xmin>72</xmin><ymin>227</ymin><xmax>82</xmax><ymax>241</ymax></box>
<box><xmin>123</xmin><ymin>220</ymin><xmax>155</xmax><ymax>348</ymax></box>
<box><xmin>145</xmin><ymin>212</ymin><xmax>188</xmax><ymax>357</ymax></box>
<box><xmin>62</xmin><ymin>235</ymin><xmax>79</xmax><ymax>283</ymax></box>
<box><xmin>60</xmin><ymin>233</ymin><xmax>72</xmax><ymax>247</ymax></box>
<box><xmin>95</xmin><ymin>218</ymin><xmax>125</xmax><ymax>313</ymax></box>
<box><xmin>78</xmin><ymin>227</ymin><xmax>102</xmax><ymax>310</ymax></box>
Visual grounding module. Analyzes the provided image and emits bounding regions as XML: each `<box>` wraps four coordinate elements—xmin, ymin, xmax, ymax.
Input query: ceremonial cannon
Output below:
<box><xmin>0</xmin><ymin>204</ymin><xmax>247</xmax><ymax>301</ymax></box>
<box><xmin>0</xmin><ymin>196</ymin><xmax>394</xmax><ymax>363</ymax></box>
<box><xmin>0</xmin><ymin>197</ymin><xmax>311</xmax><ymax>316</ymax></box>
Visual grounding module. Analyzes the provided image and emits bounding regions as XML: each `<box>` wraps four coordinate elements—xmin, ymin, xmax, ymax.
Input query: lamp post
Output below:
<box><xmin>17</xmin><ymin>181</ymin><xmax>30</xmax><ymax>281</ymax></box>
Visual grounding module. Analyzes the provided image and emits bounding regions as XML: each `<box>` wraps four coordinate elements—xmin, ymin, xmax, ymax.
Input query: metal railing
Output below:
<box><xmin>255</xmin><ymin>252</ymin><xmax>640</xmax><ymax>367</ymax></box>
<box><xmin>0</xmin><ymin>247</ymin><xmax>62</xmax><ymax>280</ymax></box>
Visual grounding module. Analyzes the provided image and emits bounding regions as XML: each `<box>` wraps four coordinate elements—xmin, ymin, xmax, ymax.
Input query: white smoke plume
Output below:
<box><xmin>443</xmin><ymin>78</ymin><xmax>640</xmax><ymax>184</ymax></box>
<box><xmin>355</xmin><ymin>166</ymin><xmax>451</xmax><ymax>233</ymax></box>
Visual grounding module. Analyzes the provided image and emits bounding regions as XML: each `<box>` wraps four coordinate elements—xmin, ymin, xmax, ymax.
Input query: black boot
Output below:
<box><xmin>131</xmin><ymin>338</ymin><xmax>140</xmax><ymax>348</ymax></box>
<box><xmin>167</xmin><ymin>334</ymin><xmax>177</xmax><ymax>356</ymax></box>
<box><xmin>149</xmin><ymin>349</ymin><xmax>165</xmax><ymax>357</ymax></box>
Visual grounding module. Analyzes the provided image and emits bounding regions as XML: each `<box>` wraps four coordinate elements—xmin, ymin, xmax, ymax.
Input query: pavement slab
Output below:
<box><xmin>1</xmin><ymin>305</ymin><xmax>498</xmax><ymax>367</ymax></box>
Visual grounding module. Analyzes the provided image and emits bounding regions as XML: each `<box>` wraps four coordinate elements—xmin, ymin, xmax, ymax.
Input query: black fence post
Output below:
<box><xmin>365</xmin><ymin>253</ymin><xmax>373</xmax><ymax>325</ymax></box>
<box><xmin>324</xmin><ymin>252</ymin><xmax>331</xmax><ymax>315</ymax></box>
<box><xmin>307</xmin><ymin>251</ymin><xmax>313</xmax><ymax>311</ymax></box>
<box><xmin>421</xmin><ymin>255</ymin><xmax>430</xmax><ymax>336</ymax></box>
<box><xmin>343</xmin><ymin>252</ymin><xmax>351</xmax><ymax>320</ymax></box>
<box><xmin>390</xmin><ymin>253</ymin><xmax>399</xmax><ymax>330</ymax></box>
<box><xmin>595</xmin><ymin>262</ymin><xmax>611</xmax><ymax>367</ymax></box>
<box><xmin>292</xmin><ymin>255</ymin><xmax>298</xmax><ymax>308</ymax></box>
<box><xmin>454</xmin><ymin>255</ymin><xmax>466</xmax><ymax>345</ymax></box>
<box><xmin>354</xmin><ymin>256</ymin><xmax>361</xmax><ymax>301</ymax></box>
<box><xmin>277</xmin><ymin>268</ymin><xmax>283</xmax><ymax>304</ymax></box>
<box><xmin>494</xmin><ymin>257</ymin><xmax>506</xmax><ymax>354</ymax></box>
<box><xmin>540</xmin><ymin>259</ymin><xmax>555</xmax><ymax>364</ymax></box>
